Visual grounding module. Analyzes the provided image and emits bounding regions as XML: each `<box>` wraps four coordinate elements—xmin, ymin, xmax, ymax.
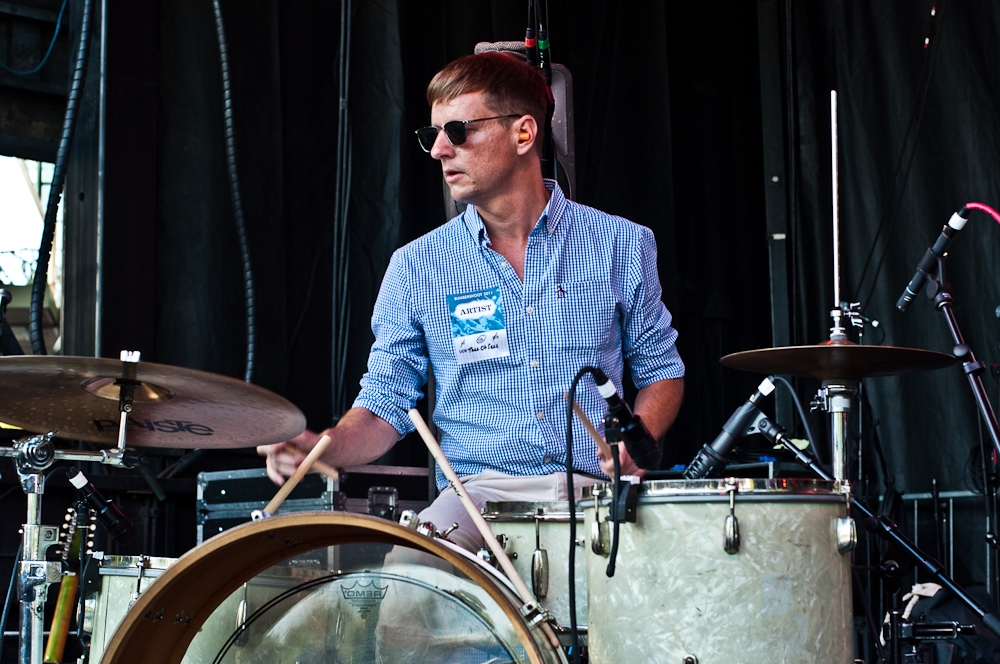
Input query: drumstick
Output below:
<box><xmin>407</xmin><ymin>409</ymin><xmax>562</xmax><ymax>650</ymax></box>
<box><xmin>564</xmin><ymin>393</ymin><xmax>613</xmax><ymax>459</ymax></box>
<box><xmin>312</xmin><ymin>460</ymin><xmax>340</xmax><ymax>483</ymax></box>
<box><xmin>260</xmin><ymin>434</ymin><xmax>332</xmax><ymax>516</ymax></box>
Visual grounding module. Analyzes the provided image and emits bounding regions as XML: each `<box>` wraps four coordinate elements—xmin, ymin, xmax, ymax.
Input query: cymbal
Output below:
<box><xmin>0</xmin><ymin>356</ymin><xmax>306</xmax><ymax>448</ymax></box>
<box><xmin>720</xmin><ymin>340</ymin><xmax>957</xmax><ymax>381</ymax></box>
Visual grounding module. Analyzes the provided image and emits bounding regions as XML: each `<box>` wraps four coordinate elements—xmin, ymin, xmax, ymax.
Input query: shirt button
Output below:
<box><xmin>543</xmin><ymin>456</ymin><xmax>552</xmax><ymax>464</ymax></box>
<box><xmin>536</xmin><ymin>411</ymin><xmax>545</xmax><ymax>420</ymax></box>
<box><xmin>525</xmin><ymin>306</ymin><xmax>534</xmax><ymax>314</ymax></box>
<box><xmin>530</xmin><ymin>360</ymin><xmax>539</xmax><ymax>368</ymax></box>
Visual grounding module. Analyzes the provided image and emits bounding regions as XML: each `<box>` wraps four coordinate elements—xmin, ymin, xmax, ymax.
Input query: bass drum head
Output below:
<box><xmin>100</xmin><ymin>512</ymin><xmax>564</xmax><ymax>664</ymax></box>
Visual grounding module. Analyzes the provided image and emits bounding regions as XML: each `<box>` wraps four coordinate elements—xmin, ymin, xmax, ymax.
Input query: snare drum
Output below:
<box><xmin>98</xmin><ymin>512</ymin><xmax>566</xmax><ymax>664</ymax></box>
<box><xmin>584</xmin><ymin>478</ymin><xmax>855</xmax><ymax>663</ymax></box>
<box><xmin>483</xmin><ymin>501</ymin><xmax>586</xmax><ymax>634</ymax></box>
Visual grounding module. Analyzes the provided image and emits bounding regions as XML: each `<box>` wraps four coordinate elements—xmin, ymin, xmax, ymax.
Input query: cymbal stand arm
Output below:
<box><xmin>774</xmin><ymin>429</ymin><xmax>1000</xmax><ymax>641</ymax></box>
<box><xmin>929</xmin><ymin>261</ymin><xmax>1000</xmax><ymax>459</ymax></box>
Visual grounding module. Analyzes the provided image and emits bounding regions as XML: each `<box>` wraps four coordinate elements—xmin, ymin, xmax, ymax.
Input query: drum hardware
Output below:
<box><xmin>399</xmin><ymin>508</ymin><xmax>420</xmax><ymax>530</ymax></box>
<box><xmin>531</xmin><ymin>509</ymin><xmax>548</xmax><ymax>598</ymax></box>
<box><xmin>837</xmin><ymin>516</ymin><xmax>857</xmax><ymax>552</ymax></box>
<box><xmin>367</xmin><ymin>485</ymin><xmax>398</xmax><ymax>520</ymax></box>
<box><xmin>589</xmin><ymin>491</ymin><xmax>609</xmax><ymax>557</ymax></box>
<box><xmin>723</xmin><ymin>482</ymin><xmax>740</xmax><ymax>554</ymax></box>
<box><xmin>233</xmin><ymin>582</ymin><xmax>250</xmax><ymax>647</ymax></box>
<box><xmin>127</xmin><ymin>556</ymin><xmax>152</xmax><ymax>606</ymax></box>
<box><xmin>683</xmin><ymin>656</ymin><xmax>699</xmax><ymax>664</ymax></box>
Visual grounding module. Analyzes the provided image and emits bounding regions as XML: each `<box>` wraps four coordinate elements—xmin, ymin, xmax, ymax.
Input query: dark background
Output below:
<box><xmin>2</xmin><ymin>0</ymin><xmax>1000</xmax><ymax>657</ymax></box>
<box><xmin>11</xmin><ymin>0</ymin><xmax>1000</xmax><ymax>555</ymax></box>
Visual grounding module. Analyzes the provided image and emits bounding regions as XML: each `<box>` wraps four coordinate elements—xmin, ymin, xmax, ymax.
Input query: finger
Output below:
<box><xmin>264</xmin><ymin>454</ymin><xmax>286</xmax><ymax>486</ymax></box>
<box><xmin>257</xmin><ymin>442</ymin><xmax>282</xmax><ymax>458</ymax></box>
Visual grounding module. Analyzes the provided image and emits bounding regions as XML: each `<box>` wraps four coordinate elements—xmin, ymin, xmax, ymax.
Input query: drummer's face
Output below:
<box><xmin>429</xmin><ymin>92</ymin><xmax>519</xmax><ymax>207</ymax></box>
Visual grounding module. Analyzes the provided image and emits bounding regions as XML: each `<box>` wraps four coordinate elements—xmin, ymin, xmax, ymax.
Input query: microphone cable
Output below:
<box><xmin>564</xmin><ymin>365</ymin><xmax>604</xmax><ymax>664</ymax></box>
<box><xmin>29</xmin><ymin>0</ymin><xmax>94</xmax><ymax>355</ymax></box>
<box><xmin>211</xmin><ymin>0</ymin><xmax>257</xmax><ymax>384</ymax></box>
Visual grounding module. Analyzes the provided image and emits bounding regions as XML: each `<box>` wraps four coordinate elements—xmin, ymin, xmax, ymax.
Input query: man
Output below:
<box><xmin>260</xmin><ymin>52</ymin><xmax>684</xmax><ymax>553</ymax></box>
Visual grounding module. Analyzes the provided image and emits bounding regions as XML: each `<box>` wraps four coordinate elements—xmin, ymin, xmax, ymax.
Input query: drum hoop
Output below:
<box><xmin>483</xmin><ymin>501</ymin><xmax>583</xmax><ymax>523</ymax></box>
<box><xmin>590</xmin><ymin>477</ymin><xmax>846</xmax><ymax>500</ymax></box>
<box><xmin>99</xmin><ymin>511</ymin><xmax>551</xmax><ymax>664</ymax></box>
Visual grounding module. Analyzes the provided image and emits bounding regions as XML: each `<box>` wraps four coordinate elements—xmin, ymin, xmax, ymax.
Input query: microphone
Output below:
<box><xmin>684</xmin><ymin>376</ymin><xmax>776</xmax><ymax>479</ymax></box>
<box><xmin>896</xmin><ymin>207</ymin><xmax>969</xmax><ymax>312</ymax></box>
<box><xmin>592</xmin><ymin>369</ymin><xmax>662</xmax><ymax>469</ymax></box>
<box><xmin>66</xmin><ymin>467</ymin><xmax>138</xmax><ymax>545</ymax></box>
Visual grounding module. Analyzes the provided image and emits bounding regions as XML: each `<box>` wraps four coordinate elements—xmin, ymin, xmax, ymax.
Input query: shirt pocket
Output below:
<box><xmin>557</xmin><ymin>280</ymin><xmax>620</xmax><ymax>352</ymax></box>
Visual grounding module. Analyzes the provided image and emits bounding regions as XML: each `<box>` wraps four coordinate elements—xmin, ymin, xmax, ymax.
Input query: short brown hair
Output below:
<box><xmin>427</xmin><ymin>53</ymin><xmax>548</xmax><ymax>138</ymax></box>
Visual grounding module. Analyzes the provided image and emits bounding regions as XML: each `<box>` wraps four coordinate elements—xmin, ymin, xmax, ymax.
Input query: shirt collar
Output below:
<box><xmin>462</xmin><ymin>179</ymin><xmax>568</xmax><ymax>247</ymax></box>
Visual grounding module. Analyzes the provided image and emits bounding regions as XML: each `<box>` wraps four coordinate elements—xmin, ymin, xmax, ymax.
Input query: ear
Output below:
<box><xmin>514</xmin><ymin>115</ymin><xmax>539</xmax><ymax>155</ymax></box>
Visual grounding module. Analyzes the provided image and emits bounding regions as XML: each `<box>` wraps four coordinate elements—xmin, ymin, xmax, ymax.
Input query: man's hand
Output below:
<box><xmin>597</xmin><ymin>443</ymin><xmax>647</xmax><ymax>479</ymax></box>
<box><xmin>257</xmin><ymin>428</ymin><xmax>327</xmax><ymax>486</ymax></box>
<box><xmin>256</xmin><ymin>407</ymin><xmax>402</xmax><ymax>486</ymax></box>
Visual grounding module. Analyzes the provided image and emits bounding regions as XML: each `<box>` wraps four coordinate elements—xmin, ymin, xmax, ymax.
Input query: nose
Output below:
<box><xmin>429</xmin><ymin>128</ymin><xmax>453</xmax><ymax>160</ymax></box>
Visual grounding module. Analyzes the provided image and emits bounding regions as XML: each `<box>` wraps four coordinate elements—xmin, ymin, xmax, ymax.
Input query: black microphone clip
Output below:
<box><xmin>683</xmin><ymin>376</ymin><xmax>776</xmax><ymax>479</ymax></box>
<box><xmin>592</xmin><ymin>369</ymin><xmax>662</xmax><ymax>470</ymax></box>
<box><xmin>896</xmin><ymin>207</ymin><xmax>969</xmax><ymax>312</ymax></box>
<box><xmin>67</xmin><ymin>467</ymin><xmax>138</xmax><ymax>545</ymax></box>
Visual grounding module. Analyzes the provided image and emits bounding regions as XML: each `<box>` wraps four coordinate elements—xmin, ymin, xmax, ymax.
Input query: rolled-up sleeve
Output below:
<box><xmin>352</xmin><ymin>251</ymin><xmax>428</xmax><ymax>436</ymax></box>
<box><xmin>621</xmin><ymin>226</ymin><xmax>685</xmax><ymax>387</ymax></box>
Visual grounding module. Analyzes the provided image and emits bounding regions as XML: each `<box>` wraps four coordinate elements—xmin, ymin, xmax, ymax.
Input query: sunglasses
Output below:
<box><xmin>415</xmin><ymin>114</ymin><xmax>522</xmax><ymax>152</ymax></box>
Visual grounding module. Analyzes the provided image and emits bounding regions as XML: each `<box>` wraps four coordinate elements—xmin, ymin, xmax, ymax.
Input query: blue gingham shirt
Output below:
<box><xmin>354</xmin><ymin>181</ymin><xmax>685</xmax><ymax>489</ymax></box>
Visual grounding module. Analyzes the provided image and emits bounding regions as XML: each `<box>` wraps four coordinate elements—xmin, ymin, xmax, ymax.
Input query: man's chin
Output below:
<box><xmin>445</xmin><ymin>184</ymin><xmax>475</xmax><ymax>206</ymax></box>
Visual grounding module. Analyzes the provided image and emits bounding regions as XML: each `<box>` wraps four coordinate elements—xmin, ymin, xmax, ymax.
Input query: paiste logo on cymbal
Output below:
<box><xmin>91</xmin><ymin>419</ymin><xmax>215</xmax><ymax>436</ymax></box>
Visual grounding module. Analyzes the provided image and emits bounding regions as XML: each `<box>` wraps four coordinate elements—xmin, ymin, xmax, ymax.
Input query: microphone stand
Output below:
<box><xmin>924</xmin><ymin>257</ymin><xmax>1000</xmax><ymax>602</ymax></box>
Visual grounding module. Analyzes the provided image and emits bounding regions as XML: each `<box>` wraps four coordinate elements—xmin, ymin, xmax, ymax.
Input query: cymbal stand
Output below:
<box><xmin>12</xmin><ymin>431</ymin><xmax>61</xmax><ymax>664</ymax></box>
<box><xmin>4</xmin><ymin>431</ymin><xmax>165</xmax><ymax>664</ymax></box>
<box><xmin>6</xmin><ymin>352</ymin><xmax>163</xmax><ymax>664</ymax></box>
<box><xmin>815</xmin><ymin>90</ymin><xmax>854</xmax><ymax>485</ymax></box>
<box><xmin>811</xmin><ymin>380</ymin><xmax>857</xmax><ymax>484</ymax></box>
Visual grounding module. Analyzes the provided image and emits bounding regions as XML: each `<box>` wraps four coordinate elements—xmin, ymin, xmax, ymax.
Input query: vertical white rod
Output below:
<box><xmin>830</xmin><ymin>90</ymin><xmax>841</xmax><ymax>308</ymax></box>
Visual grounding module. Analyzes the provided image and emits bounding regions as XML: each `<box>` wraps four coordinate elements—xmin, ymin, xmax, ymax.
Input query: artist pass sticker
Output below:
<box><xmin>446</xmin><ymin>288</ymin><xmax>510</xmax><ymax>365</ymax></box>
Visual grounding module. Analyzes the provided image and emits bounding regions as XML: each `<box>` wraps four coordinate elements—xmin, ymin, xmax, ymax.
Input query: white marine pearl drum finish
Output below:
<box><xmin>583</xmin><ymin>479</ymin><xmax>855</xmax><ymax>663</ymax></box>
<box><xmin>483</xmin><ymin>501</ymin><xmax>588</xmax><ymax>634</ymax></box>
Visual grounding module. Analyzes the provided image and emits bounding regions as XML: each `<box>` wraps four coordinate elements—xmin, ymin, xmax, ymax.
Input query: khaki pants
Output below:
<box><xmin>417</xmin><ymin>469</ymin><xmax>603</xmax><ymax>553</ymax></box>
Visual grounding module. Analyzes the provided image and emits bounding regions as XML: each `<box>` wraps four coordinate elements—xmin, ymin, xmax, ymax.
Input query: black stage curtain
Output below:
<box><xmin>150</xmin><ymin>0</ymin><xmax>772</xmax><ymax>469</ymax></box>
<box><xmin>791</xmin><ymin>0</ymin><xmax>1000</xmax><ymax>496</ymax></box>
<box><xmin>131</xmin><ymin>0</ymin><xmax>1000</xmax><ymax>489</ymax></box>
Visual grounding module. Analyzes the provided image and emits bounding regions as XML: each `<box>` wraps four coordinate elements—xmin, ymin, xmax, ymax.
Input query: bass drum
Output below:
<box><xmin>584</xmin><ymin>478</ymin><xmax>855</xmax><ymax>663</ymax></box>
<box><xmin>99</xmin><ymin>512</ymin><xmax>565</xmax><ymax>664</ymax></box>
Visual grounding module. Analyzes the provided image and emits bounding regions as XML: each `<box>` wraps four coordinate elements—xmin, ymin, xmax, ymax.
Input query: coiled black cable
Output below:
<box><xmin>29</xmin><ymin>0</ymin><xmax>95</xmax><ymax>355</ymax></box>
<box><xmin>211</xmin><ymin>0</ymin><xmax>256</xmax><ymax>383</ymax></box>
<box><xmin>565</xmin><ymin>365</ymin><xmax>603</xmax><ymax>664</ymax></box>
